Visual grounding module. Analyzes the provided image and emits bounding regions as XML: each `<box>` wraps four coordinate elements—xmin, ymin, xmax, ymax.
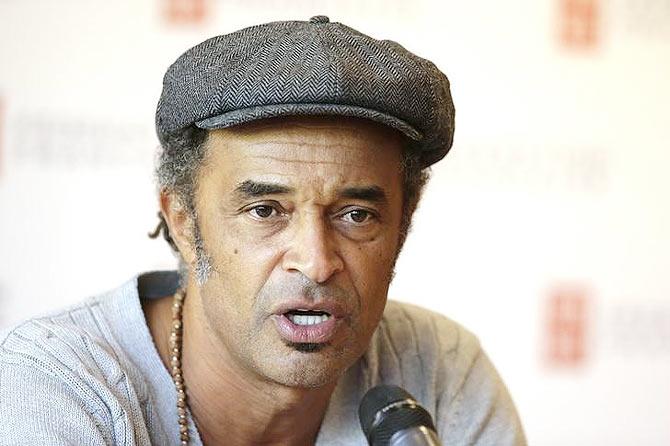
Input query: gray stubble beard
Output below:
<box><xmin>192</xmin><ymin>216</ymin><xmax>213</xmax><ymax>286</ymax></box>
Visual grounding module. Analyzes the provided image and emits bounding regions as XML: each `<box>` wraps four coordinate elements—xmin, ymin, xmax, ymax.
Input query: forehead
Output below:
<box><xmin>200</xmin><ymin>116</ymin><xmax>405</xmax><ymax>191</ymax></box>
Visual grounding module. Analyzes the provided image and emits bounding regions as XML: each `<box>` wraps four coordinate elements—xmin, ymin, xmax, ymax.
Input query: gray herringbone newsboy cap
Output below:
<box><xmin>156</xmin><ymin>15</ymin><xmax>455</xmax><ymax>167</ymax></box>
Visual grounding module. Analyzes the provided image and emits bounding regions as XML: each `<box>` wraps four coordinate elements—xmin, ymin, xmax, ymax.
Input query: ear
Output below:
<box><xmin>159</xmin><ymin>189</ymin><xmax>197</xmax><ymax>265</ymax></box>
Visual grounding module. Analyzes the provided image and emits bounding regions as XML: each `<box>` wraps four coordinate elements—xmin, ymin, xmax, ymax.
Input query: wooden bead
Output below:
<box><xmin>171</xmin><ymin>289</ymin><xmax>191</xmax><ymax>445</ymax></box>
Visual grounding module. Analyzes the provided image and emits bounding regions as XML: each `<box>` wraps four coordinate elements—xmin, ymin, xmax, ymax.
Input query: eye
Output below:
<box><xmin>342</xmin><ymin>208</ymin><xmax>375</xmax><ymax>224</ymax></box>
<box><xmin>248</xmin><ymin>204</ymin><xmax>279</xmax><ymax>220</ymax></box>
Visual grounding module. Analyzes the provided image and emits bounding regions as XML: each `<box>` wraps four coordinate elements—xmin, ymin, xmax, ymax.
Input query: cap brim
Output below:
<box><xmin>195</xmin><ymin>103</ymin><xmax>423</xmax><ymax>141</ymax></box>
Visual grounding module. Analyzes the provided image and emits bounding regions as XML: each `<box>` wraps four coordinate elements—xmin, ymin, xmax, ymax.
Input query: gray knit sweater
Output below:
<box><xmin>0</xmin><ymin>271</ymin><xmax>526</xmax><ymax>445</ymax></box>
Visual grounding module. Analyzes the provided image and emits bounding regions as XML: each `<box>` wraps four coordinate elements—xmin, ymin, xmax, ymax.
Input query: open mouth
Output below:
<box><xmin>284</xmin><ymin>309</ymin><xmax>332</xmax><ymax>326</ymax></box>
<box><xmin>273</xmin><ymin>308</ymin><xmax>339</xmax><ymax>344</ymax></box>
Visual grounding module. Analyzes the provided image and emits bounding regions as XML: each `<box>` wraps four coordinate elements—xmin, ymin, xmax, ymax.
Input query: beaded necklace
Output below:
<box><xmin>169</xmin><ymin>289</ymin><xmax>191</xmax><ymax>445</ymax></box>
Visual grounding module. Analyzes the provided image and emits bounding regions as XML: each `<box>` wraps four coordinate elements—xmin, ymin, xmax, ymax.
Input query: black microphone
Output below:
<box><xmin>358</xmin><ymin>385</ymin><xmax>442</xmax><ymax>446</ymax></box>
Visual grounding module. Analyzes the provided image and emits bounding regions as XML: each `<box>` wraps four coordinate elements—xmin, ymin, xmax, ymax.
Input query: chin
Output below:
<box><xmin>273</xmin><ymin>369</ymin><xmax>338</xmax><ymax>389</ymax></box>
<box><xmin>259</xmin><ymin>344</ymin><xmax>359</xmax><ymax>389</ymax></box>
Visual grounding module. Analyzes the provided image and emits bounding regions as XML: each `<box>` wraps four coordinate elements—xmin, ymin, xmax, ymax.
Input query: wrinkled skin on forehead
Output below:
<box><xmin>169</xmin><ymin>116</ymin><xmax>405</xmax><ymax>389</ymax></box>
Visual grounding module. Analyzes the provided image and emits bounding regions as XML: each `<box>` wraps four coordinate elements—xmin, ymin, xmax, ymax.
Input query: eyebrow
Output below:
<box><xmin>233</xmin><ymin>180</ymin><xmax>388</xmax><ymax>205</ymax></box>
<box><xmin>234</xmin><ymin>180</ymin><xmax>294</xmax><ymax>198</ymax></box>
<box><xmin>339</xmin><ymin>185</ymin><xmax>388</xmax><ymax>205</ymax></box>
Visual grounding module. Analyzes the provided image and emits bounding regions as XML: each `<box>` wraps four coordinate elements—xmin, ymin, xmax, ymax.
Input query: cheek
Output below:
<box><xmin>203</xmin><ymin>225</ymin><xmax>284</xmax><ymax>311</ymax></box>
<box><xmin>348</xmin><ymin>240</ymin><xmax>396</xmax><ymax>316</ymax></box>
<box><xmin>203</xmin><ymin>214</ymin><xmax>278</xmax><ymax>274</ymax></box>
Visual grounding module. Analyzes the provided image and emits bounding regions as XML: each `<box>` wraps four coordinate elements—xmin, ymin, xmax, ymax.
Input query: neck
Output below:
<box><xmin>144</xmin><ymin>289</ymin><xmax>338</xmax><ymax>446</ymax></box>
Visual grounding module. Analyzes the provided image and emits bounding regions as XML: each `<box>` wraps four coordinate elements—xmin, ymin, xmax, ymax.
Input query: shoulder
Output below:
<box><xmin>1</xmin><ymin>291</ymin><xmax>125</xmax><ymax>380</ymax></box>
<box><xmin>365</xmin><ymin>301</ymin><xmax>482</xmax><ymax>405</ymax></box>
<box><xmin>0</xmin><ymin>293</ymin><xmax>131</xmax><ymax>404</ymax></box>
<box><xmin>369</xmin><ymin>301</ymin><xmax>527</xmax><ymax>445</ymax></box>
<box><xmin>0</xmin><ymin>287</ymin><xmax>149</xmax><ymax>444</ymax></box>
<box><xmin>0</xmin><ymin>273</ymin><xmax>152</xmax><ymax>378</ymax></box>
<box><xmin>380</xmin><ymin>300</ymin><xmax>480</xmax><ymax>353</ymax></box>
<box><xmin>376</xmin><ymin>300</ymin><xmax>482</xmax><ymax>378</ymax></box>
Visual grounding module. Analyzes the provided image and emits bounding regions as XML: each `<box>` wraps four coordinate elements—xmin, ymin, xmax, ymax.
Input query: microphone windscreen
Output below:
<box><xmin>358</xmin><ymin>385</ymin><xmax>436</xmax><ymax>445</ymax></box>
<box><xmin>359</xmin><ymin>385</ymin><xmax>414</xmax><ymax>437</ymax></box>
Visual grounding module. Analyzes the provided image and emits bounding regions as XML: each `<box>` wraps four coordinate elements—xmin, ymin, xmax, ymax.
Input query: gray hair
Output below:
<box><xmin>152</xmin><ymin>123</ymin><xmax>430</xmax><ymax>285</ymax></box>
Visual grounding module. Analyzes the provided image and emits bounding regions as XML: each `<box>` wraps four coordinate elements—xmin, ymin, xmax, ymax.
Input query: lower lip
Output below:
<box><xmin>272</xmin><ymin>314</ymin><xmax>338</xmax><ymax>344</ymax></box>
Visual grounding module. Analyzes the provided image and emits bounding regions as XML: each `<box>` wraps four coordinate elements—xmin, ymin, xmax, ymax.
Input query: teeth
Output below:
<box><xmin>288</xmin><ymin>313</ymin><xmax>330</xmax><ymax>326</ymax></box>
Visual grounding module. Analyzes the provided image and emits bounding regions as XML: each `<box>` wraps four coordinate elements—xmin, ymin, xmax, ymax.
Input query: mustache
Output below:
<box><xmin>257</xmin><ymin>273</ymin><xmax>356</xmax><ymax>309</ymax></box>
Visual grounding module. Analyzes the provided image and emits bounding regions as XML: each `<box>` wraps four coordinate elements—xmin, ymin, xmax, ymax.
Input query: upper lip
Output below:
<box><xmin>273</xmin><ymin>300</ymin><xmax>347</xmax><ymax>319</ymax></box>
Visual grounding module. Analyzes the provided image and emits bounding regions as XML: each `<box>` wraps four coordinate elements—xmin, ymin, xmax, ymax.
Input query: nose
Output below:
<box><xmin>281</xmin><ymin>213</ymin><xmax>344</xmax><ymax>284</ymax></box>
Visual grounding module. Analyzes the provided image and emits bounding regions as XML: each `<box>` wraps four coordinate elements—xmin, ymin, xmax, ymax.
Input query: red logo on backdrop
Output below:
<box><xmin>559</xmin><ymin>0</ymin><xmax>600</xmax><ymax>49</ymax></box>
<box><xmin>163</xmin><ymin>0</ymin><xmax>208</xmax><ymax>25</ymax></box>
<box><xmin>545</xmin><ymin>286</ymin><xmax>590</xmax><ymax>367</ymax></box>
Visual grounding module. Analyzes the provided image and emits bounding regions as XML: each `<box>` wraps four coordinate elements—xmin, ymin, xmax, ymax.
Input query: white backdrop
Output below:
<box><xmin>1</xmin><ymin>0</ymin><xmax>669</xmax><ymax>444</ymax></box>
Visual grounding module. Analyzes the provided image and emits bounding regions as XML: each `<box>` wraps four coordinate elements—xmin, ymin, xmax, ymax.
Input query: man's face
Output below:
<box><xmin>190</xmin><ymin>116</ymin><xmax>405</xmax><ymax>388</ymax></box>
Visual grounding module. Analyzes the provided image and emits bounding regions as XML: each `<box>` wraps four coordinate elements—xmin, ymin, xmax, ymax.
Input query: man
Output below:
<box><xmin>0</xmin><ymin>16</ymin><xmax>525</xmax><ymax>445</ymax></box>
